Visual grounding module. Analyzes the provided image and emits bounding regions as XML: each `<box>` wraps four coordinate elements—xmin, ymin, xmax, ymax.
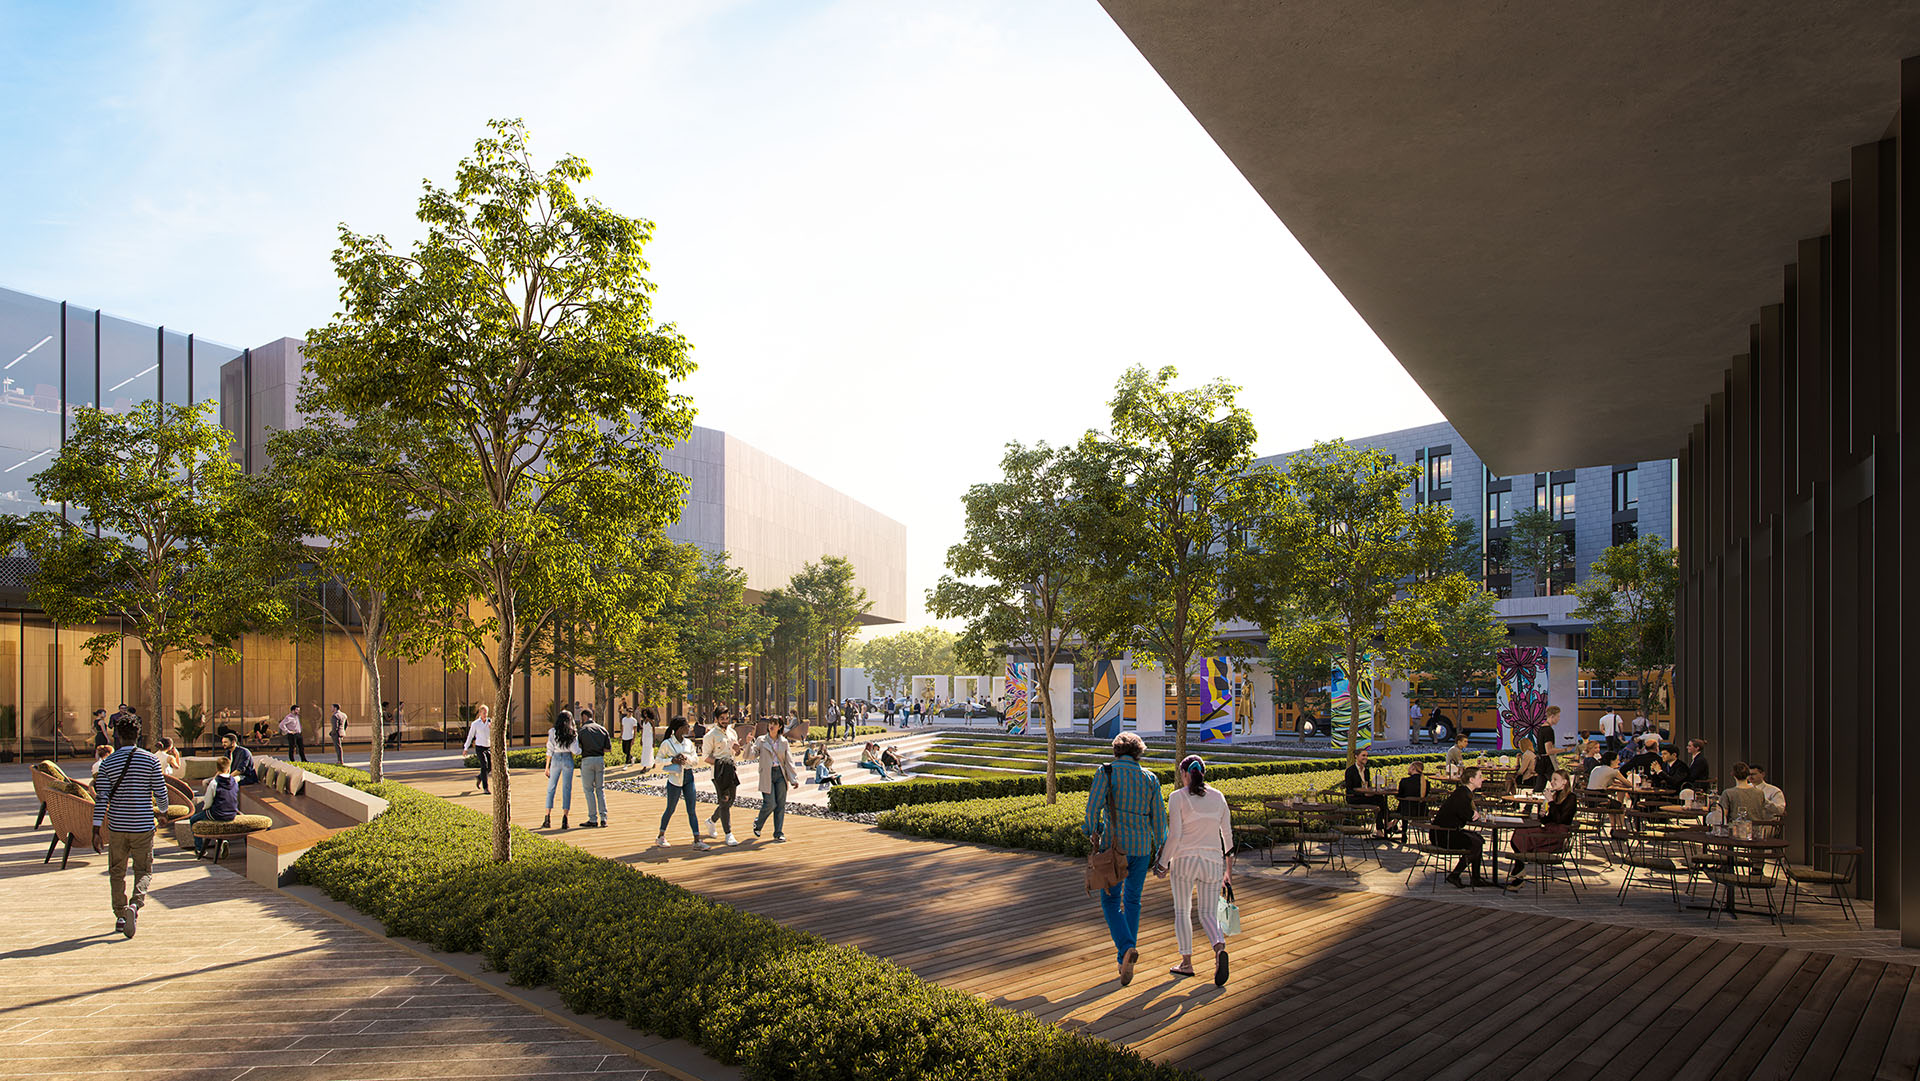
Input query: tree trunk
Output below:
<box><xmin>146</xmin><ymin>643</ymin><xmax>164</xmax><ymax>752</ymax></box>
<box><xmin>490</xmin><ymin>602</ymin><xmax>516</xmax><ymax>862</ymax></box>
<box><xmin>1035</xmin><ymin>655</ymin><xmax>1059</xmax><ymax>804</ymax></box>
<box><xmin>1345</xmin><ymin>637</ymin><xmax>1361</xmax><ymax>767</ymax></box>
<box><xmin>365</xmin><ymin>644</ymin><xmax>386</xmax><ymax>782</ymax></box>
<box><xmin>1173</xmin><ymin>653</ymin><xmax>1190</xmax><ymax>762</ymax></box>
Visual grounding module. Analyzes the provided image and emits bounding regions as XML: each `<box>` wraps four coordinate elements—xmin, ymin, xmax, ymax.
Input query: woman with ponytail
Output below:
<box><xmin>1156</xmin><ymin>754</ymin><xmax>1235</xmax><ymax>986</ymax></box>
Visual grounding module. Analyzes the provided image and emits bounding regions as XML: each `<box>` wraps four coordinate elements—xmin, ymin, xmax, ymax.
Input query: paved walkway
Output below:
<box><xmin>0</xmin><ymin>767</ymin><xmax>664</xmax><ymax>1081</ymax></box>
<box><xmin>393</xmin><ymin>756</ymin><xmax>1920</xmax><ymax>1081</ymax></box>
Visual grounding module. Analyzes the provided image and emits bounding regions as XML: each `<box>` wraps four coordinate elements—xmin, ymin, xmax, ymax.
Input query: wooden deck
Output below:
<box><xmin>397</xmin><ymin>762</ymin><xmax>1920</xmax><ymax>1081</ymax></box>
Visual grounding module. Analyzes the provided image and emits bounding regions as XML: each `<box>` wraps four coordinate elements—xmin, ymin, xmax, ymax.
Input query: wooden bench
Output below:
<box><xmin>207</xmin><ymin>757</ymin><xmax>388</xmax><ymax>887</ymax></box>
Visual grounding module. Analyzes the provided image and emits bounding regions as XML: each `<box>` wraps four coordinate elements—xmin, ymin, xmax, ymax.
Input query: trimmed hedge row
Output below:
<box><xmin>290</xmin><ymin>764</ymin><xmax>1189</xmax><ymax>1081</ymax></box>
<box><xmin>460</xmin><ymin>725</ymin><xmax>896</xmax><ymax>771</ymax></box>
<box><xmin>831</xmin><ymin>751</ymin><xmax>1449</xmax><ymax>814</ymax></box>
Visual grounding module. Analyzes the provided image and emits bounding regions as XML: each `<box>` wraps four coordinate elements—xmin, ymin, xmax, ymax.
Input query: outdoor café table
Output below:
<box><xmin>1480</xmin><ymin>813</ymin><xmax>1527</xmax><ymax>887</ymax></box>
<box><xmin>1667</xmin><ymin>829</ymin><xmax>1791</xmax><ymax>917</ymax></box>
<box><xmin>1265</xmin><ymin>799</ymin><xmax>1327</xmax><ymax>869</ymax></box>
<box><xmin>1658</xmin><ymin>804</ymin><xmax>1711</xmax><ymax>819</ymax></box>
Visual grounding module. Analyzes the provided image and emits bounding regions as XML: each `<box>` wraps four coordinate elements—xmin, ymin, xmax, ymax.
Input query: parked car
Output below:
<box><xmin>939</xmin><ymin>703</ymin><xmax>1004</xmax><ymax>720</ymax></box>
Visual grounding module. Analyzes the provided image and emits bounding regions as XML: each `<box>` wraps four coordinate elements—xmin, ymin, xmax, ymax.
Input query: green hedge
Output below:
<box><xmin>291</xmin><ymin>763</ymin><xmax>1188</xmax><ymax>1081</ymax></box>
<box><xmin>831</xmin><ymin>751</ymin><xmax>1449</xmax><ymax>814</ymax></box>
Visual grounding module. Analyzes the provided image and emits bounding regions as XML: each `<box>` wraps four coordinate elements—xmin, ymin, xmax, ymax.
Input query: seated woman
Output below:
<box><xmin>250</xmin><ymin>720</ymin><xmax>271</xmax><ymax>745</ymax></box>
<box><xmin>1506</xmin><ymin>769</ymin><xmax>1578</xmax><ymax>889</ymax></box>
<box><xmin>156</xmin><ymin>736</ymin><xmax>186</xmax><ymax>779</ymax></box>
<box><xmin>810</xmin><ymin>744</ymin><xmax>841</xmax><ymax>786</ymax></box>
<box><xmin>1394</xmin><ymin>761</ymin><xmax>1432</xmax><ymax>842</ymax></box>
<box><xmin>1576</xmin><ymin>740</ymin><xmax>1602</xmax><ymax>777</ymax></box>
<box><xmin>856</xmin><ymin>741</ymin><xmax>889</xmax><ymax>778</ymax></box>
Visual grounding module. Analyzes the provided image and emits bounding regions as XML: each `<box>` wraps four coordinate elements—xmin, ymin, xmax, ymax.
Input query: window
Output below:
<box><xmin>1613</xmin><ymin>468</ymin><xmax>1638</xmax><ymax>513</ymax></box>
<box><xmin>1487</xmin><ymin>489</ymin><xmax>1513</xmax><ymax>529</ymax></box>
<box><xmin>1484</xmin><ymin>536</ymin><xmax>1510</xmax><ymax>575</ymax></box>
<box><xmin>1412</xmin><ymin>450</ymin><xmax>1424</xmax><ymax>500</ymax></box>
<box><xmin>1550</xmin><ymin>481</ymin><xmax>1575</xmax><ymax>521</ymax></box>
<box><xmin>1428</xmin><ymin>452</ymin><xmax>1452</xmax><ymax>495</ymax></box>
<box><xmin>1613</xmin><ymin>519</ymin><xmax>1639</xmax><ymax>546</ymax></box>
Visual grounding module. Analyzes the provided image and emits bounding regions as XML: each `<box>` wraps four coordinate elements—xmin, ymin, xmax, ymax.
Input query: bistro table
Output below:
<box><xmin>1668</xmin><ymin>829</ymin><xmax>1791</xmax><ymax>917</ymax></box>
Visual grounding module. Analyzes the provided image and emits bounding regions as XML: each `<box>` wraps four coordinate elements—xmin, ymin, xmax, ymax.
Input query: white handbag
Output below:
<box><xmin>1215</xmin><ymin>882</ymin><xmax>1241</xmax><ymax>937</ymax></box>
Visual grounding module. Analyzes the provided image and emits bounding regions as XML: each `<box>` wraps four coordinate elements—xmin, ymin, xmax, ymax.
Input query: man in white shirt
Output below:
<box><xmin>1749</xmin><ymin>764</ymin><xmax>1786</xmax><ymax>819</ymax></box>
<box><xmin>1407</xmin><ymin>700</ymin><xmax>1423</xmax><ymax>742</ymax></box>
<box><xmin>462</xmin><ymin>706</ymin><xmax>493</xmax><ymax>794</ymax></box>
<box><xmin>279</xmin><ymin>706</ymin><xmax>308</xmax><ymax>762</ymax></box>
<box><xmin>1597</xmin><ymin>709</ymin><xmax>1623</xmax><ymax>751</ymax></box>
<box><xmin>620</xmin><ymin>705</ymin><xmax>638</xmax><ymax>761</ymax></box>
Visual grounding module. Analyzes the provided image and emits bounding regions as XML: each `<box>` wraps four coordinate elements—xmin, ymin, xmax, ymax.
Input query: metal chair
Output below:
<box><xmin>1509</xmin><ymin>827</ymin><xmax>1583</xmax><ymax>901</ymax></box>
<box><xmin>1615</xmin><ymin>829</ymin><xmax>1688</xmax><ymax>908</ymax></box>
<box><xmin>1785</xmin><ymin>844</ymin><xmax>1862</xmax><ymax>926</ymax></box>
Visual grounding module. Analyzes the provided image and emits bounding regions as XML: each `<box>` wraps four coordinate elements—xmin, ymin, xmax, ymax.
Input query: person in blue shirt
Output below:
<box><xmin>219</xmin><ymin>731</ymin><xmax>259</xmax><ymax>786</ymax></box>
<box><xmin>90</xmin><ymin>717</ymin><xmax>170</xmax><ymax>937</ymax></box>
<box><xmin>1084</xmin><ymin>732</ymin><xmax>1168</xmax><ymax>986</ymax></box>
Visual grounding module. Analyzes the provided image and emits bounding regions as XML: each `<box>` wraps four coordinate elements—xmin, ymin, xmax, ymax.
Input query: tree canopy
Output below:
<box><xmin>1571</xmin><ymin>533</ymin><xmax>1677</xmax><ymax>723</ymax></box>
<box><xmin>849</xmin><ymin>626</ymin><xmax>958</xmax><ymax>698</ymax></box>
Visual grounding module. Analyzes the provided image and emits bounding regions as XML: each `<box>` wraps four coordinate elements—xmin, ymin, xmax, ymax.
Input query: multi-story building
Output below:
<box><xmin>0</xmin><ymin>283</ymin><xmax>904</xmax><ymax>760</ymax></box>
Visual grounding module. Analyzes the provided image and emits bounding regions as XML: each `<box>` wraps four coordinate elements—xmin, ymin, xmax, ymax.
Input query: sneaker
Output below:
<box><xmin>654</xmin><ymin>835</ymin><xmax>670</xmax><ymax>848</ymax></box>
<box><xmin>773</xmin><ymin>834</ymin><xmax>788</xmax><ymax>842</ymax></box>
<box><xmin>123</xmin><ymin>906</ymin><xmax>139</xmax><ymax>939</ymax></box>
<box><xmin>725</xmin><ymin>833</ymin><xmax>739</xmax><ymax>846</ymax></box>
<box><xmin>705</xmin><ymin>819</ymin><xmax>718</xmax><ymax>837</ymax></box>
<box><xmin>694</xmin><ymin>841</ymin><xmax>713</xmax><ymax>851</ymax></box>
<box><xmin>115</xmin><ymin>917</ymin><xmax>126</xmax><ymax>936</ymax></box>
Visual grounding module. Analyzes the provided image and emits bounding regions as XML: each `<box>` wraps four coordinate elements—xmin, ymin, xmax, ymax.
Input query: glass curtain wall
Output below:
<box><xmin>0</xmin><ymin>614</ymin><xmax>17</xmax><ymax>762</ymax></box>
<box><xmin>1</xmin><ymin>291</ymin><xmax>62</xmax><ymax>516</ymax></box>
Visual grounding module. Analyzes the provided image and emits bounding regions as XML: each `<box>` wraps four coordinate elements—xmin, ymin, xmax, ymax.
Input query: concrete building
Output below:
<box><xmin>0</xmin><ymin>284</ymin><xmax>905</xmax><ymax>757</ymax></box>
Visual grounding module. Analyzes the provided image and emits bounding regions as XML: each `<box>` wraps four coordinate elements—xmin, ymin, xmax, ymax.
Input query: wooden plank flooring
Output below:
<box><xmin>397</xmin><ymin>762</ymin><xmax>1920</xmax><ymax>1081</ymax></box>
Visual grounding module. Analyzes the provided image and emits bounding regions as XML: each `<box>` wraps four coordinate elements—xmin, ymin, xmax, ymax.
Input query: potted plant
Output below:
<box><xmin>174</xmin><ymin>703</ymin><xmax>208</xmax><ymax>751</ymax></box>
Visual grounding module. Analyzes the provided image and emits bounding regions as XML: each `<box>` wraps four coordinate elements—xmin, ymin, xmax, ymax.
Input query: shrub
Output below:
<box><xmin>832</xmin><ymin>751</ymin><xmax>1448</xmax><ymax>814</ymax></box>
<box><xmin>290</xmin><ymin>763</ymin><xmax>1191</xmax><ymax>1081</ymax></box>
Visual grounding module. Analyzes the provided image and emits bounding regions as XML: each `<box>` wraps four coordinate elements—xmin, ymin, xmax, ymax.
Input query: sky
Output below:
<box><xmin>0</xmin><ymin>0</ymin><xmax>1443</xmax><ymax>631</ymax></box>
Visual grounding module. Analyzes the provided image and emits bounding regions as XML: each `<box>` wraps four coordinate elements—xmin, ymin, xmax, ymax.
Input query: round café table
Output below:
<box><xmin>1667</xmin><ymin>829</ymin><xmax>1790</xmax><ymax>917</ymax></box>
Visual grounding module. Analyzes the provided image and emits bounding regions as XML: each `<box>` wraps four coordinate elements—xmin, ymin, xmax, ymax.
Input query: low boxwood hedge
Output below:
<box><xmin>831</xmin><ymin>751</ymin><xmax>1449</xmax><ymax>814</ymax></box>
<box><xmin>291</xmin><ymin>763</ymin><xmax>1186</xmax><ymax>1081</ymax></box>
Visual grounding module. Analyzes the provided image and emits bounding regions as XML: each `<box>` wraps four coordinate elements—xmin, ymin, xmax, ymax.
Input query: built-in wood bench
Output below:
<box><xmin>168</xmin><ymin>757</ymin><xmax>389</xmax><ymax>886</ymax></box>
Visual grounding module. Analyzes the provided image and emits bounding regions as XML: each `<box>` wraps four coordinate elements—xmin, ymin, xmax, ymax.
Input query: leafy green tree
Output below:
<box><xmin>790</xmin><ymin>556</ymin><xmax>869</xmax><ymax>720</ymax></box>
<box><xmin>670</xmin><ymin>549</ymin><xmax>775</xmax><ymax>713</ymax></box>
<box><xmin>1509</xmin><ymin>506</ymin><xmax>1571</xmax><ymax>598</ymax></box>
<box><xmin>1259</xmin><ymin>439</ymin><xmax>1459</xmax><ymax>764</ymax></box>
<box><xmin>758</xmin><ymin>588</ymin><xmax>814</xmax><ymax>716</ymax></box>
<box><xmin>1079</xmin><ymin>367</ymin><xmax>1284</xmax><ymax>762</ymax></box>
<box><xmin>0</xmin><ymin>401</ymin><xmax>292</xmax><ymax>748</ymax></box>
<box><xmin>849</xmin><ymin>626</ymin><xmax>957</xmax><ymax>698</ymax></box>
<box><xmin>1571</xmin><ymin>533</ymin><xmax>1677</xmax><ymax>723</ymax></box>
<box><xmin>1389</xmin><ymin>571</ymin><xmax>1509</xmax><ymax>734</ymax></box>
<box><xmin>301</xmin><ymin>119</ymin><xmax>695</xmax><ymax>861</ymax></box>
<box><xmin>530</xmin><ymin>539</ymin><xmax>697</xmax><ymax>726</ymax></box>
<box><xmin>930</xmin><ymin>441</ymin><xmax>1104</xmax><ymax>801</ymax></box>
<box><xmin>261</xmin><ymin>417</ymin><xmax>474</xmax><ymax>781</ymax></box>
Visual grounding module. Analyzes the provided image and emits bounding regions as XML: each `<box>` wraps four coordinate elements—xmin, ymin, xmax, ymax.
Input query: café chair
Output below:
<box><xmin>1785</xmin><ymin>844</ymin><xmax>1862</xmax><ymax>926</ymax></box>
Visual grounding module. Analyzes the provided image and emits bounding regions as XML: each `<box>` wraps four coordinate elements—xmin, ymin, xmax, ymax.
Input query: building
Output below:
<box><xmin>1261</xmin><ymin>420</ymin><xmax>1676</xmax><ymax>643</ymax></box>
<box><xmin>0</xmin><ymin>283</ymin><xmax>905</xmax><ymax>759</ymax></box>
<box><xmin>1097</xmin><ymin>4</ymin><xmax>1920</xmax><ymax>944</ymax></box>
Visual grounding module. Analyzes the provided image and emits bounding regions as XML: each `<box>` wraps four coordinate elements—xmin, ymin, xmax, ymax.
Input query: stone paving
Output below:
<box><xmin>0</xmin><ymin>767</ymin><xmax>663</xmax><ymax>1081</ymax></box>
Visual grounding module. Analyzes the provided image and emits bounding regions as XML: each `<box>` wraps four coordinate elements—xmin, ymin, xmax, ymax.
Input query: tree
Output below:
<box><xmin>529</xmin><ymin>539</ymin><xmax>698</xmax><ymax>728</ymax></box>
<box><xmin>790</xmin><ymin>556</ymin><xmax>869</xmax><ymax>719</ymax></box>
<box><xmin>849</xmin><ymin>626</ymin><xmax>957</xmax><ymax>698</ymax></box>
<box><xmin>1509</xmin><ymin>506</ymin><xmax>1571</xmax><ymax>598</ymax></box>
<box><xmin>1390</xmin><ymin>571</ymin><xmax>1509</xmax><ymax>734</ymax></box>
<box><xmin>758</xmin><ymin>588</ymin><xmax>814</xmax><ymax>716</ymax></box>
<box><xmin>1571</xmin><ymin>534</ymin><xmax>1677</xmax><ymax>724</ymax></box>
<box><xmin>260</xmin><ymin>417</ymin><xmax>473</xmax><ymax>781</ymax></box>
<box><xmin>0</xmin><ymin>401</ymin><xmax>291</xmax><ymax>748</ymax></box>
<box><xmin>1079</xmin><ymin>367</ymin><xmax>1283</xmax><ymax>762</ymax></box>
<box><xmin>670</xmin><ymin>549</ymin><xmax>774</xmax><ymax>713</ymax></box>
<box><xmin>930</xmin><ymin>441</ymin><xmax>1103</xmax><ymax>801</ymax></box>
<box><xmin>301</xmin><ymin>119</ymin><xmax>695</xmax><ymax>861</ymax></box>
<box><xmin>1260</xmin><ymin>439</ymin><xmax>1460</xmax><ymax>764</ymax></box>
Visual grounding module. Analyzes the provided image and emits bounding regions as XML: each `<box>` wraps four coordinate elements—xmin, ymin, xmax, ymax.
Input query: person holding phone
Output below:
<box><xmin>656</xmin><ymin>717</ymin><xmax>709</xmax><ymax>850</ymax></box>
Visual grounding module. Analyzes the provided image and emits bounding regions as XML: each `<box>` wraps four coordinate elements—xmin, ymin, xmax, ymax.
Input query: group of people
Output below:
<box><xmin>1083</xmin><ymin>733</ymin><xmax>1235</xmax><ymax>988</ymax></box>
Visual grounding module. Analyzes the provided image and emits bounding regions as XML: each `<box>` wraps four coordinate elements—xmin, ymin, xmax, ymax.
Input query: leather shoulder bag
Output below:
<box><xmin>1085</xmin><ymin>764</ymin><xmax>1128</xmax><ymax>893</ymax></box>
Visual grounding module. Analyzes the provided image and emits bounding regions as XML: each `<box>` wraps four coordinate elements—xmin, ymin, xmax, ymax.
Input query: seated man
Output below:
<box><xmin>1624</xmin><ymin>738</ymin><xmax>1662</xmax><ymax>779</ymax></box>
<box><xmin>1684</xmin><ymin>738</ymin><xmax>1712</xmax><ymax>787</ymax></box>
<box><xmin>1394</xmin><ymin>761</ymin><xmax>1432</xmax><ymax>842</ymax></box>
<box><xmin>1720</xmin><ymin>763</ymin><xmax>1771</xmax><ymax>826</ymax></box>
<box><xmin>1748</xmin><ymin>764</ymin><xmax>1786</xmax><ymax>819</ymax></box>
<box><xmin>1429</xmin><ymin>767</ymin><xmax>1490</xmax><ymax>888</ymax></box>
<box><xmin>880</xmin><ymin>745</ymin><xmax>906</xmax><ymax>776</ymax></box>
<box><xmin>218</xmin><ymin>732</ymin><xmax>260</xmax><ymax>786</ymax></box>
<box><xmin>1654</xmin><ymin>747</ymin><xmax>1689</xmax><ymax>792</ymax></box>
<box><xmin>188</xmin><ymin>757</ymin><xmax>242</xmax><ymax>856</ymax></box>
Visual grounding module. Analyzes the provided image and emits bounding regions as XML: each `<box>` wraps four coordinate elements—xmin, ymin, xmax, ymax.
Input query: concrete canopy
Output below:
<box><xmin>1097</xmin><ymin>2</ymin><xmax>1920</xmax><ymax>473</ymax></box>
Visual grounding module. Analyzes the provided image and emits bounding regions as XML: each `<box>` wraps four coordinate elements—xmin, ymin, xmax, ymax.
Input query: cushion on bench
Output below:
<box><xmin>191</xmin><ymin>815</ymin><xmax>274</xmax><ymax>836</ymax></box>
<box><xmin>33</xmin><ymin>760</ymin><xmax>68</xmax><ymax>779</ymax></box>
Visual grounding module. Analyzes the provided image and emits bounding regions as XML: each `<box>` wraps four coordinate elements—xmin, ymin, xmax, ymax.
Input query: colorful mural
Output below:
<box><xmin>1197</xmin><ymin>657</ymin><xmax>1235</xmax><ymax>743</ymax></box>
<box><xmin>1004</xmin><ymin>660</ymin><xmax>1029</xmax><ymax>725</ymax></box>
<box><xmin>1495</xmin><ymin>646</ymin><xmax>1550</xmax><ymax>751</ymax></box>
<box><xmin>1090</xmin><ymin>659</ymin><xmax>1123</xmax><ymax>739</ymax></box>
<box><xmin>1330</xmin><ymin>655</ymin><xmax>1376</xmax><ymax>753</ymax></box>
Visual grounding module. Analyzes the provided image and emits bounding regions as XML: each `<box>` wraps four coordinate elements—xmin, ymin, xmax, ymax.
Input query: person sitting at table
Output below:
<box><xmin>1394</xmin><ymin>761</ymin><xmax>1431</xmax><ymax>842</ymax></box>
<box><xmin>1720</xmin><ymin>762</ymin><xmax>1770</xmax><ymax>825</ymax></box>
<box><xmin>1748</xmin><ymin>764</ymin><xmax>1786</xmax><ymax>819</ymax></box>
<box><xmin>1445</xmin><ymin>734</ymin><xmax>1470</xmax><ymax>773</ymax></box>
<box><xmin>1429</xmin><ymin>767</ymin><xmax>1490</xmax><ymax>889</ymax></box>
<box><xmin>1624</xmin><ymin>738</ymin><xmax>1662</xmax><ymax>779</ymax></box>
<box><xmin>1653</xmin><ymin>746</ymin><xmax>1691</xmax><ymax>792</ymax></box>
<box><xmin>1506</xmin><ymin>769</ymin><xmax>1578</xmax><ymax>889</ymax></box>
<box><xmin>1586</xmin><ymin>750</ymin><xmax>1625</xmax><ymax>793</ymax></box>
<box><xmin>1683</xmin><ymin>738</ymin><xmax>1711</xmax><ymax>788</ymax></box>
<box><xmin>1577</xmin><ymin>740</ymin><xmax>1603</xmax><ymax>776</ymax></box>
<box><xmin>1343</xmin><ymin>749</ymin><xmax>1389</xmax><ymax>834</ymax></box>
<box><xmin>1513</xmin><ymin>744</ymin><xmax>1539</xmax><ymax>792</ymax></box>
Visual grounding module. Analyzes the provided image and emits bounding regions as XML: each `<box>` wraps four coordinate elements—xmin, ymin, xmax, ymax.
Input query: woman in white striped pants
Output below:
<box><xmin>1157</xmin><ymin>754</ymin><xmax>1235</xmax><ymax>986</ymax></box>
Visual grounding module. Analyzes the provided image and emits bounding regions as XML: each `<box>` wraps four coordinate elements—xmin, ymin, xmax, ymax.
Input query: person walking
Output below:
<box><xmin>702</xmin><ymin>706</ymin><xmax>744</xmax><ymax>846</ymax></box>
<box><xmin>748</xmin><ymin>717</ymin><xmax>800</xmax><ymax>841</ymax></box>
<box><xmin>1084</xmin><ymin>732</ymin><xmax>1167</xmax><ymax>986</ymax></box>
<box><xmin>639</xmin><ymin>707</ymin><xmax>658</xmax><ymax>770</ymax></box>
<box><xmin>90</xmin><ymin>715</ymin><xmax>170</xmax><ymax>938</ymax></box>
<box><xmin>463</xmin><ymin>705</ymin><xmax>493</xmax><ymax>794</ymax></box>
<box><xmin>91</xmin><ymin>708</ymin><xmax>112</xmax><ymax>751</ymax></box>
<box><xmin>655</xmin><ymin>717</ymin><xmax>709</xmax><ymax>850</ymax></box>
<box><xmin>842</xmin><ymin>699</ymin><xmax>857</xmax><ymax>737</ymax></box>
<box><xmin>619</xmin><ymin>703</ymin><xmax>637</xmax><ymax>761</ymax></box>
<box><xmin>329</xmin><ymin>703</ymin><xmax>348</xmax><ymax>765</ymax></box>
<box><xmin>1158</xmin><ymin>755</ymin><xmax>1233</xmax><ymax>986</ymax></box>
<box><xmin>541</xmin><ymin>709</ymin><xmax>579</xmax><ymax>830</ymax></box>
<box><xmin>576</xmin><ymin>708</ymin><xmax>612</xmax><ymax>828</ymax></box>
<box><xmin>279</xmin><ymin>705</ymin><xmax>308</xmax><ymax>762</ymax></box>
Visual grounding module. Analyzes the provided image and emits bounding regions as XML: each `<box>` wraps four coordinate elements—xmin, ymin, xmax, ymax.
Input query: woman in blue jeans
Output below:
<box><xmin>541</xmin><ymin>710</ymin><xmax>579</xmax><ymax>829</ymax></box>
<box><xmin>655</xmin><ymin>717</ymin><xmax>709</xmax><ymax>850</ymax></box>
<box><xmin>748</xmin><ymin>718</ymin><xmax>801</xmax><ymax>841</ymax></box>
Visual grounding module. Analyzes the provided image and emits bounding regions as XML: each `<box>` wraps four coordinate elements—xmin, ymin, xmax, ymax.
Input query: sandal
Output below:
<box><xmin>1168</xmin><ymin>966</ymin><xmax>1196</xmax><ymax>978</ymax></box>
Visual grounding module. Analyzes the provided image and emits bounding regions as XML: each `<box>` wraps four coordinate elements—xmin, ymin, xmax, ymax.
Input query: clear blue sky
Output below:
<box><xmin>0</xmin><ymin>0</ymin><xmax>1443</xmax><ymax>626</ymax></box>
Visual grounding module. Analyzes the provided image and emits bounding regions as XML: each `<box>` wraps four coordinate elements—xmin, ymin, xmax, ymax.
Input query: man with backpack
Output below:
<box><xmin>90</xmin><ymin>716</ymin><xmax>170</xmax><ymax>938</ymax></box>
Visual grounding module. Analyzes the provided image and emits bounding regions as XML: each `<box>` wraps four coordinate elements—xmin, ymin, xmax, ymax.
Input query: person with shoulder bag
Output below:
<box><xmin>1157</xmin><ymin>755</ymin><xmax>1234</xmax><ymax>986</ymax></box>
<box><xmin>90</xmin><ymin>717</ymin><xmax>171</xmax><ymax>938</ymax></box>
<box><xmin>1083</xmin><ymin>732</ymin><xmax>1167</xmax><ymax>986</ymax></box>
